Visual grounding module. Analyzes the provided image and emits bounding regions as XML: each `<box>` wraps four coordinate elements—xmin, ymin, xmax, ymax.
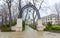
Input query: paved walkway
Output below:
<box><xmin>0</xmin><ymin>26</ymin><xmax>60</xmax><ymax>38</ymax></box>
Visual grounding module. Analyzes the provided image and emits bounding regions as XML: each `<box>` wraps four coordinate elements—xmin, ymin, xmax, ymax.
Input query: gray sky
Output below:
<box><xmin>0</xmin><ymin>0</ymin><xmax>60</xmax><ymax>18</ymax></box>
<box><xmin>21</xmin><ymin>0</ymin><xmax>60</xmax><ymax>17</ymax></box>
<box><xmin>40</xmin><ymin>0</ymin><xmax>60</xmax><ymax>17</ymax></box>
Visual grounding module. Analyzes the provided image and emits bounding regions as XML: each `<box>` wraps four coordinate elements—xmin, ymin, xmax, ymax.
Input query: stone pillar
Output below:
<box><xmin>16</xmin><ymin>18</ymin><xmax>22</xmax><ymax>31</ymax></box>
<box><xmin>11</xmin><ymin>18</ymin><xmax>22</xmax><ymax>32</ymax></box>
<box><xmin>37</xmin><ymin>19</ymin><xmax>44</xmax><ymax>31</ymax></box>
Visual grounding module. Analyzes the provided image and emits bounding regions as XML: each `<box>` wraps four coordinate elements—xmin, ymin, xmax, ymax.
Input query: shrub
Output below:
<box><xmin>44</xmin><ymin>22</ymin><xmax>52</xmax><ymax>31</ymax></box>
<box><xmin>42</xmin><ymin>23</ymin><xmax>45</xmax><ymax>25</ymax></box>
<box><xmin>22</xmin><ymin>21</ymin><xmax>25</xmax><ymax>31</ymax></box>
<box><xmin>29</xmin><ymin>23</ymin><xmax>37</xmax><ymax>30</ymax></box>
<box><xmin>47</xmin><ymin>22</ymin><xmax>52</xmax><ymax>27</ymax></box>
<box><xmin>1</xmin><ymin>24</ymin><xmax>11</xmax><ymax>31</ymax></box>
<box><xmin>12</xmin><ymin>20</ymin><xmax>17</xmax><ymax>26</ymax></box>
<box><xmin>44</xmin><ymin>23</ymin><xmax>60</xmax><ymax>31</ymax></box>
<box><xmin>0</xmin><ymin>20</ymin><xmax>17</xmax><ymax>31</ymax></box>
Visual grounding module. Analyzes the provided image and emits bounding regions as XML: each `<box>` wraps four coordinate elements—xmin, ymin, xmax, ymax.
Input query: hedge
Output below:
<box><xmin>44</xmin><ymin>22</ymin><xmax>60</xmax><ymax>31</ymax></box>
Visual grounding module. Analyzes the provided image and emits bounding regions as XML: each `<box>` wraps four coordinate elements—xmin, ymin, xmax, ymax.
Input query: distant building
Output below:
<box><xmin>41</xmin><ymin>14</ymin><xmax>60</xmax><ymax>24</ymax></box>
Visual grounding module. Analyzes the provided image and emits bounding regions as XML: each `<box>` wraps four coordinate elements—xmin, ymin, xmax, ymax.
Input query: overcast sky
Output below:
<box><xmin>21</xmin><ymin>0</ymin><xmax>60</xmax><ymax>18</ymax></box>
<box><xmin>40</xmin><ymin>0</ymin><xmax>60</xmax><ymax>17</ymax></box>
<box><xmin>0</xmin><ymin>0</ymin><xmax>60</xmax><ymax>18</ymax></box>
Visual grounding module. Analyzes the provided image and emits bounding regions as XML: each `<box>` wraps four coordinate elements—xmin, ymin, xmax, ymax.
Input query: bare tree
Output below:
<box><xmin>18</xmin><ymin>0</ymin><xmax>27</xmax><ymax>21</ymax></box>
<box><xmin>1</xmin><ymin>9</ymin><xmax>4</xmax><ymax>25</ymax></box>
<box><xmin>32</xmin><ymin>0</ymin><xmax>44</xmax><ymax>25</ymax></box>
<box><xmin>2</xmin><ymin>7</ymin><xmax>7</xmax><ymax>25</ymax></box>
<box><xmin>32</xmin><ymin>0</ymin><xmax>36</xmax><ymax>26</ymax></box>
<box><xmin>0</xmin><ymin>3</ymin><xmax>8</xmax><ymax>25</ymax></box>
<box><xmin>25</xmin><ymin>0</ymin><xmax>29</xmax><ymax>21</ymax></box>
<box><xmin>55</xmin><ymin>3</ymin><xmax>60</xmax><ymax>25</ymax></box>
<box><xmin>19</xmin><ymin>0</ymin><xmax>21</xmax><ymax>17</ymax></box>
<box><xmin>6</xmin><ymin>0</ymin><xmax>13</xmax><ymax>26</ymax></box>
<box><xmin>39</xmin><ymin>0</ymin><xmax>44</xmax><ymax>10</ymax></box>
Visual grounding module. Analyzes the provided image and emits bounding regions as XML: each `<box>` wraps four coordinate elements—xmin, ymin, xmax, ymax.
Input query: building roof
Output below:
<box><xmin>41</xmin><ymin>14</ymin><xmax>60</xmax><ymax>19</ymax></box>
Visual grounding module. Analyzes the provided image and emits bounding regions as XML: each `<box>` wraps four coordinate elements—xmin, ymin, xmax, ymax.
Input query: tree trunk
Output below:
<box><xmin>18</xmin><ymin>0</ymin><xmax>22</xmax><ymax>18</ymax></box>
<box><xmin>2</xmin><ymin>12</ymin><xmax>3</xmax><ymax>25</ymax></box>
<box><xmin>58</xmin><ymin>13</ymin><xmax>59</xmax><ymax>25</ymax></box>
<box><xmin>7</xmin><ymin>0</ymin><xmax>12</xmax><ymax>26</ymax></box>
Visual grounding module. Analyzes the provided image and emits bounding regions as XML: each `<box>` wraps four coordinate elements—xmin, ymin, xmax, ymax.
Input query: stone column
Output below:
<box><xmin>11</xmin><ymin>18</ymin><xmax>22</xmax><ymax>32</ymax></box>
<box><xmin>37</xmin><ymin>19</ymin><xmax>44</xmax><ymax>31</ymax></box>
<box><xmin>16</xmin><ymin>18</ymin><xmax>22</xmax><ymax>31</ymax></box>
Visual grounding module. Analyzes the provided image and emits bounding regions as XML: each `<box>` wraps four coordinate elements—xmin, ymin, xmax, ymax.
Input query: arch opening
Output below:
<box><xmin>18</xmin><ymin>2</ymin><xmax>40</xmax><ymax>31</ymax></box>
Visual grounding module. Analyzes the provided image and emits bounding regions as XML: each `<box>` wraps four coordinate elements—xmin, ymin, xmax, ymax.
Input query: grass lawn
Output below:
<box><xmin>44</xmin><ymin>24</ymin><xmax>60</xmax><ymax>31</ymax></box>
<box><xmin>52</xmin><ymin>24</ymin><xmax>60</xmax><ymax>30</ymax></box>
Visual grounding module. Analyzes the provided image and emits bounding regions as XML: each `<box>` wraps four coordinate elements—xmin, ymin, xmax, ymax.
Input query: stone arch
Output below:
<box><xmin>18</xmin><ymin>2</ymin><xmax>40</xmax><ymax>19</ymax></box>
<box><xmin>16</xmin><ymin>2</ymin><xmax>43</xmax><ymax>31</ymax></box>
<box><xmin>12</xmin><ymin>2</ymin><xmax>44</xmax><ymax>31</ymax></box>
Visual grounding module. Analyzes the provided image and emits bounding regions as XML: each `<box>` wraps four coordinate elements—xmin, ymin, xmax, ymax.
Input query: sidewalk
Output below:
<box><xmin>0</xmin><ymin>26</ymin><xmax>60</xmax><ymax>38</ymax></box>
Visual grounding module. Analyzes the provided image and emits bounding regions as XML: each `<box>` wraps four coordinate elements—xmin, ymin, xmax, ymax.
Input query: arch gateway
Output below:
<box><xmin>14</xmin><ymin>3</ymin><xmax>44</xmax><ymax>31</ymax></box>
